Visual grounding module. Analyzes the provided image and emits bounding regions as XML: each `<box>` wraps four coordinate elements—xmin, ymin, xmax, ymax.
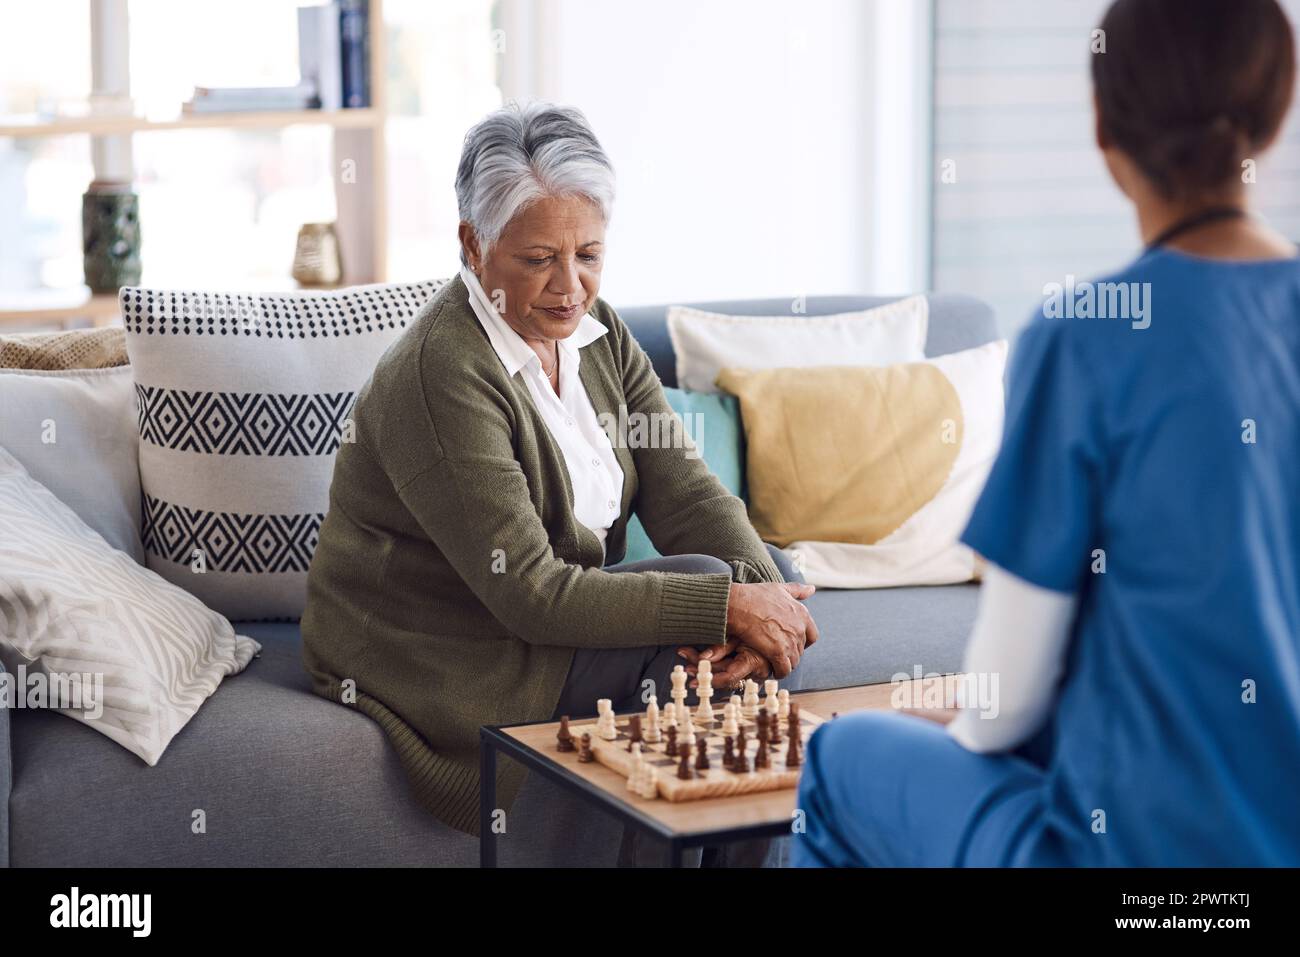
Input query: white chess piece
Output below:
<box><xmin>764</xmin><ymin>679</ymin><xmax>780</xmax><ymax>717</ymax></box>
<box><xmin>721</xmin><ymin>701</ymin><xmax>739</xmax><ymax>737</ymax></box>
<box><xmin>695</xmin><ymin>658</ymin><xmax>715</xmax><ymax>724</ymax></box>
<box><xmin>627</xmin><ymin>742</ymin><xmax>643</xmax><ymax>791</ymax></box>
<box><xmin>681</xmin><ymin>715</ymin><xmax>697</xmax><ymax>749</ymax></box>
<box><xmin>662</xmin><ymin>701</ymin><xmax>676</xmax><ymax>728</ymax></box>
<box><xmin>596</xmin><ymin>698</ymin><xmax>618</xmax><ymax>741</ymax></box>
<box><xmin>638</xmin><ymin>765</ymin><xmax>659</xmax><ymax>799</ymax></box>
<box><xmin>742</xmin><ymin>680</ymin><xmax>760</xmax><ymax>718</ymax></box>
<box><xmin>671</xmin><ymin>664</ymin><xmax>689</xmax><ymax>709</ymax></box>
<box><xmin>645</xmin><ymin>695</ymin><xmax>662</xmax><ymax>743</ymax></box>
<box><xmin>778</xmin><ymin>689</ymin><xmax>791</xmax><ymax>720</ymax></box>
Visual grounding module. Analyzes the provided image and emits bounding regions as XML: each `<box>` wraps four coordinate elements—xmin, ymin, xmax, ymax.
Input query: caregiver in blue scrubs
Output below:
<box><xmin>794</xmin><ymin>0</ymin><xmax>1300</xmax><ymax>868</ymax></box>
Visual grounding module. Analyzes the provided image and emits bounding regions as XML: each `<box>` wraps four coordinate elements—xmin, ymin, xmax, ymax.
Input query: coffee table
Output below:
<box><xmin>478</xmin><ymin>678</ymin><xmax>955</xmax><ymax>867</ymax></box>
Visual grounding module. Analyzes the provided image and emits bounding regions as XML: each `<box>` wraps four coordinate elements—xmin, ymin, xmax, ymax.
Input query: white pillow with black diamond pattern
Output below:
<box><xmin>0</xmin><ymin>444</ymin><xmax>260</xmax><ymax>765</ymax></box>
<box><xmin>120</xmin><ymin>279</ymin><xmax>445</xmax><ymax>621</ymax></box>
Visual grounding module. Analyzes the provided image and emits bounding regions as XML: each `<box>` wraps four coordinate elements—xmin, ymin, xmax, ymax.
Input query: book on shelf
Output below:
<box><xmin>340</xmin><ymin>0</ymin><xmax>370</xmax><ymax>109</ymax></box>
<box><xmin>183</xmin><ymin>82</ymin><xmax>318</xmax><ymax>114</ymax></box>
<box><xmin>176</xmin><ymin>2</ymin><xmax>368</xmax><ymax>116</ymax></box>
<box><xmin>298</xmin><ymin>3</ymin><xmax>343</xmax><ymax>110</ymax></box>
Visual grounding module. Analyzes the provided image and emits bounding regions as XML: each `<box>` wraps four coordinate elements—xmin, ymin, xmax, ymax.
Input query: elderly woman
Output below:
<box><xmin>301</xmin><ymin>102</ymin><xmax>817</xmax><ymax>860</ymax></box>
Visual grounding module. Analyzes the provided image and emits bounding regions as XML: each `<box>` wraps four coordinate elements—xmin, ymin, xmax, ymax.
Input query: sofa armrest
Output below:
<box><xmin>0</xmin><ymin>659</ymin><xmax>10</xmax><ymax>867</ymax></box>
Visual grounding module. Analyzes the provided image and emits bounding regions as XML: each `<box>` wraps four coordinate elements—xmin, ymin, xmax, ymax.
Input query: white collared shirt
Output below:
<box><xmin>461</xmin><ymin>266</ymin><xmax>625</xmax><ymax>552</ymax></box>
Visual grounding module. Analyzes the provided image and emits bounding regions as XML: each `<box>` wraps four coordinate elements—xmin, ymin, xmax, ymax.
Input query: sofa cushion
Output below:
<box><xmin>620</xmin><ymin>293</ymin><xmax>999</xmax><ymax>387</ymax></box>
<box><xmin>666</xmin><ymin>297</ymin><xmax>927</xmax><ymax>394</ymax></box>
<box><xmin>0</xmin><ymin>445</ymin><xmax>260</xmax><ymax>765</ymax></box>
<box><xmin>6</xmin><ymin>622</ymin><xmax>478</xmax><ymax>867</ymax></box>
<box><xmin>796</xmin><ymin>583</ymin><xmax>980</xmax><ymax>689</ymax></box>
<box><xmin>120</xmin><ymin>280</ymin><xmax>444</xmax><ymax>621</ymax></box>
<box><xmin>0</xmin><ymin>366</ymin><xmax>143</xmax><ymax>561</ymax></box>
<box><xmin>621</xmin><ymin>387</ymin><xmax>746</xmax><ymax>564</ymax></box>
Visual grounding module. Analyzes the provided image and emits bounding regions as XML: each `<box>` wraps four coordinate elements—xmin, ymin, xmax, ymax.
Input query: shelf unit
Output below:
<box><xmin>0</xmin><ymin>0</ymin><xmax>387</xmax><ymax>330</ymax></box>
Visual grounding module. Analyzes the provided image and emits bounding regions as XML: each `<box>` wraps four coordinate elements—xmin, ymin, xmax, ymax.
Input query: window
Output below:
<box><xmin>931</xmin><ymin>0</ymin><xmax>1300</xmax><ymax>334</ymax></box>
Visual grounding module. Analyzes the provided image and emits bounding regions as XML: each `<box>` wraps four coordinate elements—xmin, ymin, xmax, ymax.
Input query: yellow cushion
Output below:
<box><xmin>715</xmin><ymin>363</ymin><xmax>964</xmax><ymax>548</ymax></box>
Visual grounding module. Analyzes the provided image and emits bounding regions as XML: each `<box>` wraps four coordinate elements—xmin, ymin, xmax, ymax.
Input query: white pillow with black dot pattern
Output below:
<box><xmin>119</xmin><ymin>280</ymin><xmax>445</xmax><ymax>621</ymax></box>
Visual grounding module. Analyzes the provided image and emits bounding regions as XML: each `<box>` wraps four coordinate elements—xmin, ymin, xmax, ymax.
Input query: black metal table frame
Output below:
<box><xmin>479</xmin><ymin>718</ymin><xmax>797</xmax><ymax>868</ymax></box>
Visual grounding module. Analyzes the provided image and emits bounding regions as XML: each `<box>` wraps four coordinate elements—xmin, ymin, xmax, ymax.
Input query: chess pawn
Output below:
<box><xmin>695</xmin><ymin>738</ymin><xmax>710</xmax><ymax>771</ymax></box>
<box><xmin>662</xmin><ymin>701</ymin><xmax>676</xmax><ymax>729</ymax></box>
<box><xmin>778</xmin><ymin>688</ymin><xmax>791</xmax><ymax>720</ymax></box>
<box><xmin>732</xmin><ymin>745</ymin><xmax>750</xmax><ymax>774</ymax></box>
<box><xmin>578</xmin><ymin>732</ymin><xmax>594</xmax><ymax>763</ymax></box>
<box><xmin>723</xmin><ymin>735</ymin><xmax>736</xmax><ymax>769</ymax></box>
<box><xmin>721</xmin><ymin>702</ymin><xmax>739</xmax><ymax>738</ymax></box>
<box><xmin>665</xmin><ymin>724</ymin><xmax>679</xmax><ymax>757</ymax></box>
<box><xmin>681</xmin><ymin>718</ymin><xmax>697</xmax><ymax>750</ymax></box>
<box><xmin>556</xmin><ymin>715</ymin><xmax>575</xmax><ymax>752</ymax></box>
<box><xmin>628</xmin><ymin>743</ymin><xmax>644</xmax><ymax>790</ymax></box>
<box><xmin>764</xmin><ymin>679</ymin><xmax>780</xmax><ymax>717</ymax></box>
<box><xmin>742</xmin><ymin>680</ymin><xmax>760</xmax><ymax>718</ymax></box>
<box><xmin>677</xmin><ymin>743</ymin><xmax>693</xmax><ymax>780</ymax></box>
<box><xmin>645</xmin><ymin>696</ymin><xmax>662</xmax><ymax>743</ymax></box>
<box><xmin>729</xmin><ymin>693</ymin><xmax>742</xmax><ymax>714</ymax></box>
<box><xmin>638</xmin><ymin>765</ymin><xmax>659</xmax><ymax>799</ymax></box>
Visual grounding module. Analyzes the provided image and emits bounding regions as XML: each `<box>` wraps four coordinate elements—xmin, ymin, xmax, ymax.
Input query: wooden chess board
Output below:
<box><xmin>567</xmin><ymin>704</ymin><xmax>824</xmax><ymax>802</ymax></box>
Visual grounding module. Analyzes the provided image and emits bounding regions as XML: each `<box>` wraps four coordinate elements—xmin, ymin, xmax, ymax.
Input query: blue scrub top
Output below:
<box><xmin>962</xmin><ymin>247</ymin><xmax>1300</xmax><ymax>866</ymax></box>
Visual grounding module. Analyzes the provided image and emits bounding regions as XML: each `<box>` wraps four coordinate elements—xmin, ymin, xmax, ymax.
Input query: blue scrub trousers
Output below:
<box><xmin>791</xmin><ymin>710</ymin><xmax>1071</xmax><ymax>867</ymax></box>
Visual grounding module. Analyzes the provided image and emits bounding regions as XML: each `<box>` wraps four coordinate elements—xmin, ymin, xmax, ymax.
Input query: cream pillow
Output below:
<box><xmin>667</xmin><ymin>297</ymin><xmax>928</xmax><ymax>394</ymax></box>
<box><xmin>0</xmin><ymin>445</ymin><xmax>260</xmax><ymax>764</ymax></box>
<box><xmin>0</xmin><ymin>366</ymin><xmax>143</xmax><ymax>562</ymax></box>
<box><xmin>716</xmin><ymin>339</ymin><xmax>1008</xmax><ymax>587</ymax></box>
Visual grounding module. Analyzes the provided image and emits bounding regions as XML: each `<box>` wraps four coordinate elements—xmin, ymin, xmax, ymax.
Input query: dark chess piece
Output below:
<box><xmin>626</xmin><ymin>715</ymin><xmax>643</xmax><ymax>752</ymax></box>
<box><xmin>785</xmin><ymin>732</ymin><xmax>800</xmax><ymax>768</ymax></box>
<box><xmin>755</xmin><ymin>713</ymin><xmax>770</xmax><ymax>769</ymax></box>
<box><xmin>557</xmin><ymin>716</ymin><xmax>575</xmax><ymax>752</ymax></box>
<box><xmin>723</xmin><ymin>735</ymin><xmax>736</xmax><ymax>769</ymax></box>
<box><xmin>578</xmin><ymin>732</ymin><xmax>594</xmax><ymax>763</ymax></box>
<box><xmin>695</xmin><ymin>738</ymin><xmax>710</xmax><ymax>771</ymax></box>
<box><xmin>678</xmin><ymin>743</ymin><xmax>693</xmax><ymax>780</ymax></box>
<box><xmin>770</xmin><ymin>711</ymin><xmax>782</xmax><ymax>746</ymax></box>
<box><xmin>732</xmin><ymin>745</ymin><xmax>750</xmax><ymax>773</ymax></box>
<box><xmin>665</xmin><ymin>724</ymin><xmax>678</xmax><ymax>757</ymax></box>
<box><xmin>736</xmin><ymin>726</ymin><xmax>748</xmax><ymax>755</ymax></box>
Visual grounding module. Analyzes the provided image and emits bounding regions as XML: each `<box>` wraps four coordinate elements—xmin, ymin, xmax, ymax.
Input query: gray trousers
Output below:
<box><xmin>500</xmin><ymin>544</ymin><xmax>805</xmax><ymax>867</ymax></box>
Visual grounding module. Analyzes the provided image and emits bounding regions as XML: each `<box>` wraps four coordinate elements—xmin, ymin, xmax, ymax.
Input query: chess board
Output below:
<box><xmin>567</xmin><ymin>704</ymin><xmax>825</xmax><ymax>802</ymax></box>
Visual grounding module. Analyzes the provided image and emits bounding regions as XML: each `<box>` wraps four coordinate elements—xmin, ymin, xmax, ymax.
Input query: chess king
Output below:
<box><xmin>301</xmin><ymin>102</ymin><xmax>820</xmax><ymax>863</ymax></box>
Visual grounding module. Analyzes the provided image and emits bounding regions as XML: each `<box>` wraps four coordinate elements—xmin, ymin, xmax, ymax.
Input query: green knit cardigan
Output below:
<box><xmin>301</xmin><ymin>275</ymin><xmax>783</xmax><ymax>835</ymax></box>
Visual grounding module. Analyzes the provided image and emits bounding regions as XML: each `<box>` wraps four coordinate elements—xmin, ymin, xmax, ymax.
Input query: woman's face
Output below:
<box><xmin>463</xmin><ymin>194</ymin><xmax>606</xmax><ymax>344</ymax></box>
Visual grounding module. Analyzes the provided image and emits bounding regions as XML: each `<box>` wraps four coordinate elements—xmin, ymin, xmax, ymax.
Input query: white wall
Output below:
<box><xmin>507</xmin><ymin>0</ymin><xmax>886</xmax><ymax>306</ymax></box>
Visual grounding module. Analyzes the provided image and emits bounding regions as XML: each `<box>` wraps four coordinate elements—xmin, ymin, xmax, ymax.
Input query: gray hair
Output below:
<box><xmin>455</xmin><ymin>102</ymin><xmax>616</xmax><ymax>265</ymax></box>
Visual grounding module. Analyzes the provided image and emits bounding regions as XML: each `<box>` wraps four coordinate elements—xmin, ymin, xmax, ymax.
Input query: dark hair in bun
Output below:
<box><xmin>1092</xmin><ymin>0</ymin><xmax>1295</xmax><ymax>199</ymax></box>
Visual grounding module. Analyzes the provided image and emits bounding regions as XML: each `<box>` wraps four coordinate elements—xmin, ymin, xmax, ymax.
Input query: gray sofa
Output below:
<box><xmin>0</xmin><ymin>291</ymin><xmax>996</xmax><ymax>868</ymax></box>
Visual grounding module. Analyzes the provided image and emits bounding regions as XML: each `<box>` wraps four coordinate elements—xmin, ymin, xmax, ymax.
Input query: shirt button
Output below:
<box><xmin>592</xmin><ymin>458</ymin><xmax>600</xmax><ymax>467</ymax></box>
<box><xmin>566</xmin><ymin>418</ymin><xmax>573</xmax><ymax>426</ymax></box>
<box><xmin>608</xmin><ymin>499</ymin><xmax>616</xmax><ymax>509</ymax></box>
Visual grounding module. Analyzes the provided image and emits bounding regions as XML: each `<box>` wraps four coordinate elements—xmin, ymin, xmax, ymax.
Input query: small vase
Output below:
<box><xmin>82</xmin><ymin>181</ymin><xmax>142</xmax><ymax>294</ymax></box>
<box><xmin>292</xmin><ymin>222</ymin><xmax>343</xmax><ymax>287</ymax></box>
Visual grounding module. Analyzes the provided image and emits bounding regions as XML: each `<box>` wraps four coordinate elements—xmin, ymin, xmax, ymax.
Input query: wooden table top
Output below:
<box><xmin>498</xmin><ymin>678</ymin><xmax>957</xmax><ymax>838</ymax></box>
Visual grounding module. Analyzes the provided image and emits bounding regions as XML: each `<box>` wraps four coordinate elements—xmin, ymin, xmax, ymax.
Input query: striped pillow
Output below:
<box><xmin>120</xmin><ymin>280</ymin><xmax>445</xmax><ymax>620</ymax></box>
<box><xmin>0</xmin><ymin>445</ymin><xmax>260</xmax><ymax>765</ymax></box>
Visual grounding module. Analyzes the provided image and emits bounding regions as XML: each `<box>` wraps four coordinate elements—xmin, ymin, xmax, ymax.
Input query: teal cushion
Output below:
<box><xmin>619</xmin><ymin>388</ymin><xmax>746</xmax><ymax>564</ymax></box>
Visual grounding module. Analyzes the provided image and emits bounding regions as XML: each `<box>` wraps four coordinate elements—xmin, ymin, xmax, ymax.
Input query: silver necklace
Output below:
<box><xmin>540</xmin><ymin>347</ymin><xmax>558</xmax><ymax>377</ymax></box>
